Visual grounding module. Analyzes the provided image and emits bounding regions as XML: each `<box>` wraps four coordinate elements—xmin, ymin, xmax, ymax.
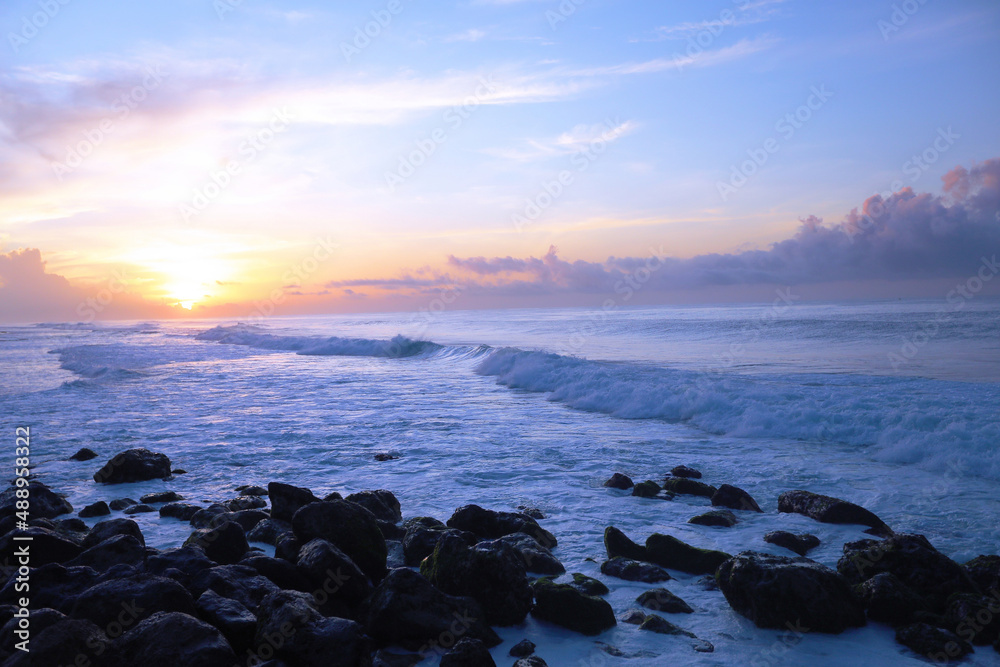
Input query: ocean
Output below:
<box><xmin>2</xmin><ymin>299</ymin><xmax>999</xmax><ymax>665</ymax></box>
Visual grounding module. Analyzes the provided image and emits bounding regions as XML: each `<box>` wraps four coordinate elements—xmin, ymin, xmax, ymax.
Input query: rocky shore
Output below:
<box><xmin>1</xmin><ymin>447</ymin><xmax>998</xmax><ymax>666</ymax></box>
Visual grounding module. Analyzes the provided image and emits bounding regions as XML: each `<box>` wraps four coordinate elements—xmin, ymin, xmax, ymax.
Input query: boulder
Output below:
<box><xmin>123</xmin><ymin>504</ymin><xmax>155</xmax><ymax>515</ymax></box>
<box><xmin>108</xmin><ymin>498</ymin><xmax>137</xmax><ymax>511</ymax></box>
<box><xmin>855</xmin><ymin>572</ymin><xmax>928</xmax><ymax>626</ymax></box>
<box><xmin>69</xmin><ymin>448</ymin><xmax>99</xmax><ymax>461</ymax></box>
<box><xmin>0</xmin><ymin>527</ymin><xmax>81</xmax><ymax>566</ymax></box>
<box><xmin>231</xmin><ymin>509</ymin><xmax>269</xmax><ymax>532</ymax></box>
<box><xmin>236</xmin><ymin>484</ymin><xmax>268</xmax><ymax>496</ymax></box>
<box><xmin>638</xmin><ymin>613</ymin><xmax>694</xmax><ymax>636</ymax></box>
<box><xmin>240</xmin><ymin>554</ymin><xmax>312</xmax><ymax>593</ymax></box>
<box><xmin>530</xmin><ymin>578</ymin><xmax>616</xmax><ymax>636</ymax></box>
<box><xmin>247</xmin><ymin>518</ymin><xmax>291</xmax><ymax>545</ymax></box>
<box><xmin>147</xmin><ymin>546</ymin><xmax>215</xmax><ymax>583</ymax></box>
<box><xmin>275</xmin><ymin>532</ymin><xmax>302</xmax><ymax>563</ymax></box>
<box><xmin>113</xmin><ymin>611</ymin><xmax>238</xmax><ymax>667</ymax></box>
<box><xmin>963</xmin><ymin>554</ymin><xmax>1000</xmax><ymax>593</ymax></box>
<box><xmin>670</xmin><ymin>465</ymin><xmax>702</xmax><ymax>479</ymax></box>
<box><xmin>189</xmin><ymin>504</ymin><xmax>231</xmax><ymax>529</ymax></box>
<box><xmin>447</xmin><ymin>504</ymin><xmax>557</xmax><ymax>549</ymax></box>
<box><xmin>255</xmin><ymin>591</ymin><xmax>369</xmax><ymax>666</ymax></box>
<box><xmin>631</xmin><ymin>481</ymin><xmax>664</xmax><ymax>498</ymax></box>
<box><xmin>945</xmin><ymin>593</ymin><xmax>1000</xmax><ymax>645</ymax></box>
<box><xmin>636</xmin><ymin>587</ymin><xmax>693</xmax><ymax>614</ymax></box>
<box><xmin>603</xmin><ymin>473</ymin><xmax>633</xmax><ymax>489</ymax></box>
<box><xmin>513</xmin><ymin>659</ymin><xmax>548</xmax><ymax>667</ymax></box>
<box><xmin>141</xmin><ymin>491</ymin><xmax>183</xmax><ymax>504</ymax></box>
<box><xmin>402</xmin><ymin>522</ymin><xmax>454</xmax><ymax>566</ymax></box>
<box><xmin>160</xmin><ymin>502</ymin><xmax>202</xmax><ymax>522</ymax></box>
<box><xmin>645</xmin><ymin>533</ymin><xmax>731</xmax><ymax>575</ymax></box>
<box><xmin>346</xmin><ymin>490</ymin><xmax>402</xmax><ymax>523</ymax></box>
<box><xmin>184</xmin><ymin>520</ymin><xmax>249</xmax><ymax>565</ymax></box>
<box><xmin>570</xmin><ymin>573</ymin><xmax>609</xmax><ymax>596</ymax></box>
<box><xmin>601</xmin><ymin>557</ymin><xmax>672</xmax><ymax>583</ymax></box>
<box><xmin>84</xmin><ymin>518</ymin><xmax>145</xmax><ymax>549</ymax></box>
<box><xmin>0</xmin><ymin>608</ymin><xmax>66</xmax><ymax>654</ymax></box>
<box><xmin>619</xmin><ymin>609</ymin><xmax>647</xmax><ymax>625</ymax></box>
<box><xmin>296</xmin><ymin>539</ymin><xmax>372</xmax><ymax>609</ymax></box>
<box><xmin>93</xmin><ymin>448</ymin><xmax>171</xmax><ymax>484</ymax></box>
<box><xmin>509</xmin><ymin>638</ymin><xmax>536</xmax><ymax>657</ymax></box>
<box><xmin>0</xmin><ymin>481</ymin><xmax>72</xmax><ymax>519</ymax></box>
<box><xmin>0</xmin><ymin>619</ymin><xmax>109</xmax><ymax>667</ymax></box>
<box><xmin>764</xmin><ymin>531</ymin><xmax>820</xmax><ymax>557</ymax></box>
<box><xmin>292</xmin><ymin>500</ymin><xmax>388</xmax><ymax>582</ymax></box>
<box><xmin>224</xmin><ymin>495</ymin><xmax>267</xmax><ymax>511</ymax></box>
<box><xmin>267</xmin><ymin>482</ymin><xmax>320</xmax><ymax>522</ymax></box>
<box><xmin>604</xmin><ymin>527</ymin><xmax>649</xmax><ymax>562</ymax></box>
<box><xmin>189</xmin><ymin>564</ymin><xmax>280</xmax><ymax>613</ymax></box>
<box><xmin>717</xmin><ymin>551</ymin><xmax>866</xmax><ymax>633</ymax></box>
<box><xmin>0</xmin><ymin>564</ymin><xmax>99</xmax><ymax>613</ymax></box>
<box><xmin>662</xmin><ymin>477</ymin><xmax>717</xmax><ymax>498</ymax></box>
<box><xmin>689</xmin><ymin>510</ymin><xmax>738</xmax><ymax>528</ymax></box>
<box><xmin>195</xmin><ymin>589</ymin><xmax>256</xmax><ymax>653</ymax></box>
<box><xmin>711</xmin><ymin>484</ymin><xmax>763</xmax><ymax>512</ymax></box>
<box><xmin>895</xmin><ymin>622</ymin><xmax>973</xmax><ymax>663</ymax></box>
<box><xmin>483</xmin><ymin>532</ymin><xmax>564</xmax><ymax>575</ymax></box>
<box><xmin>66</xmin><ymin>534</ymin><xmax>146</xmax><ymax>571</ymax></box>
<box><xmin>440</xmin><ymin>637</ymin><xmax>497</xmax><ymax>667</ymax></box>
<box><xmin>778</xmin><ymin>490</ymin><xmax>891</xmax><ymax>537</ymax></box>
<box><xmin>363</xmin><ymin>568</ymin><xmax>500</xmax><ymax>649</ymax></box>
<box><xmin>78</xmin><ymin>501</ymin><xmax>110</xmax><ymax>518</ymax></box>
<box><xmin>70</xmin><ymin>573</ymin><xmax>196</xmax><ymax>628</ymax></box>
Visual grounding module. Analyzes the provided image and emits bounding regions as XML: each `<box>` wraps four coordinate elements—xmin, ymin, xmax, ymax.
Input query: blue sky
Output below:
<box><xmin>1</xmin><ymin>0</ymin><xmax>999</xmax><ymax>320</ymax></box>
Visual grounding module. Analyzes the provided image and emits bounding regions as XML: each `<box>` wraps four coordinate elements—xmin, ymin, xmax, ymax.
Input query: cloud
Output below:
<box><xmin>485</xmin><ymin>119</ymin><xmax>637</xmax><ymax>162</ymax></box>
<box><xmin>446</xmin><ymin>29</ymin><xmax>488</xmax><ymax>42</ymax></box>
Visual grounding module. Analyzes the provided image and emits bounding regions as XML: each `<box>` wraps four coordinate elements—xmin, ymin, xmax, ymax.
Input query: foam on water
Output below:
<box><xmin>196</xmin><ymin>323</ymin><xmax>442</xmax><ymax>358</ymax></box>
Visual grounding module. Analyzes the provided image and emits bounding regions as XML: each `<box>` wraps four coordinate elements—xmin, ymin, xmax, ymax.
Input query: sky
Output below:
<box><xmin>1</xmin><ymin>0</ymin><xmax>999</xmax><ymax>323</ymax></box>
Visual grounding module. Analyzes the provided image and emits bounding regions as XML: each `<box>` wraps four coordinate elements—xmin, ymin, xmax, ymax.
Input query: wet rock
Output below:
<box><xmin>56</xmin><ymin>518</ymin><xmax>88</xmax><ymax>534</ymax></box>
<box><xmin>190</xmin><ymin>564</ymin><xmax>281</xmax><ymax>613</ymax></box>
<box><xmin>0</xmin><ymin>480</ymin><xmax>73</xmax><ymax>519</ymax></box>
<box><xmin>631</xmin><ymin>480</ymin><xmax>663</xmax><ymax>498</ymax></box>
<box><xmin>225</xmin><ymin>495</ymin><xmax>267</xmax><ymax>511</ymax></box>
<box><xmin>711</xmin><ymin>484</ymin><xmax>763</xmax><ymax>512</ymax></box>
<box><xmin>275</xmin><ymin>532</ymin><xmax>301</xmax><ymax>563</ymax></box>
<box><xmin>0</xmin><ymin>564</ymin><xmax>98</xmax><ymax>613</ymax></box>
<box><xmin>377</xmin><ymin>519</ymin><xmax>406</xmax><ymax>540</ymax></box>
<box><xmin>420</xmin><ymin>532</ymin><xmax>532</xmax><ymax>625</ymax></box>
<box><xmin>570</xmin><ymin>573</ymin><xmax>609</xmax><ymax>596</ymax></box>
<box><xmin>0</xmin><ymin>619</ymin><xmax>109</xmax><ymax>667</ymax></box>
<box><xmin>363</xmin><ymin>567</ymin><xmax>501</xmax><ymax>649</ymax></box>
<box><xmin>292</xmin><ymin>499</ymin><xmax>388</xmax><ymax>582</ymax></box>
<box><xmin>401</xmin><ymin>519</ymin><xmax>451</xmax><ymax>566</ymax></box>
<box><xmin>374</xmin><ymin>452</ymin><xmax>398</xmax><ymax>461</ymax></box>
<box><xmin>837</xmin><ymin>534</ymin><xmax>979</xmax><ymax>611</ymax></box>
<box><xmin>513</xmin><ymin>658</ymin><xmax>548</xmax><ymax>667</ymax></box>
<box><xmin>689</xmin><ymin>509</ymin><xmax>738</xmax><ymax>528</ymax></box>
<box><xmin>189</xmin><ymin>503</ymin><xmax>231</xmax><ymax>529</ymax></box>
<box><xmin>717</xmin><ymin>551</ymin><xmax>866</xmax><ymax>633</ymax></box>
<box><xmin>604</xmin><ymin>526</ymin><xmax>649</xmax><ymax>562</ymax></box>
<box><xmin>247</xmin><ymin>518</ymin><xmax>291</xmax><ymax>545</ymax></box>
<box><xmin>78</xmin><ymin>501</ymin><xmax>110</xmax><ymax>518</ymax></box>
<box><xmin>240</xmin><ymin>554</ymin><xmax>312</xmax><ymax>593</ymax></box>
<box><xmin>346</xmin><ymin>490</ymin><xmax>402</xmax><ymax>523</ymax></box>
<box><xmin>231</xmin><ymin>509</ymin><xmax>269</xmax><ymax>532</ymax></box>
<box><xmin>93</xmin><ymin>448</ymin><xmax>171</xmax><ymax>484</ymax></box>
<box><xmin>638</xmin><ymin>613</ymin><xmax>695</xmax><ymax>636</ymax></box>
<box><xmin>0</xmin><ymin>608</ymin><xmax>66</xmax><ymax>654</ymax></box>
<box><xmin>147</xmin><ymin>546</ymin><xmax>215</xmax><ymax>583</ymax></box>
<box><xmin>267</xmin><ymin>481</ymin><xmax>321</xmax><ymax>522</ymax></box>
<box><xmin>895</xmin><ymin>622</ymin><xmax>972</xmax><ymax>663</ymax></box>
<box><xmin>69</xmin><ymin>448</ymin><xmax>99</xmax><ymax>461</ymax></box>
<box><xmin>447</xmin><ymin>504</ymin><xmax>557</xmax><ymax>550</ymax></box>
<box><xmin>195</xmin><ymin>589</ymin><xmax>256</xmax><ymax>654</ymax></box>
<box><xmin>141</xmin><ymin>491</ymin><xmax>183</xmax><ymax>504</ymax></box>
<box><xmin>160</xmin><ymin>502</ymin><xmax>202</xmax><ymax>522</ymax></box>
<box><xmin>636</xmin><ymin>587</ymin><xmax>693</xmax><ymax>614</ymax></box>
<box><xmin>108</xmin><ymin>498</ymin><xmax>137</xmax><ymax>511</ymax></box>
<box><xmin>509</xmin><ymin>638</ymin><xmax>536</xmax><ymax>657</ymax></box>
<box><xmin>778</xmin><ymin>490</ymin><xmax>891</xmax><ymax>537</ymax></box>
<box><xmin>184</xmin><ymin>520</ymin><xmax>249</xmax><ymax>565</ymax></box>
<box><xmin>764</xmin><ymin>530</ymin><xmax>820</xmax><ymax>557</ymax></box>
<box><xmin>645</xmin><ymin>533</ymin><xmax>731</xmax><ymax>575</ymax></box>
<box><xmin>662</xmin><ymin>477</ymin><xmax>717</xmax><ymax>498</ymax></box>
<box><xmin>66</xmin><ymin>534</ymin><xmax>146</xmax><ymax>571</ymax></box>
<box><xmin>0</xmin><ymin>527</ymin><xmax>81</xmax><ymax>566</ymax></box>
<box><xmin>855</xmin><ymin>572</ymin><xmax>928</xmax><ymax>626</ymax></box>
<box><xmin>670</xmin><ymin>465</ymin><xmax>702</xmax><ymax>479</ymax></box>
<box><xmin>601</xmin><ymin>557</ymin><xmax>672</xmax><ymax>583</ymax></box>
<box><xmin>172</xmin><ymin>469</ymin><xmax>187</xmax><ymax>475</ymax></box>
<box><xmin>440</xmin><ymin>637</ymin><xmax>497</xmax><ymax>667</ymax></box>
<box><xmin>945</xmin><ymin>593</ymin><xmax>1000</xmax><ymax>645</ymax></box>
<box><xmin>619</xmin><ymin>609</ymin><xmax>647</xmax><ymax>625</ymax></box>
<box><xmin>485</xmin><ymin>532</ymin><xmax>564</xmax><ymax>575</ymax></box>
<box><xmin>518</xmin><ymin>506</ymin><xmax>545</xmax><ymax>520</ymax></box>
<box><xmin>114</xmin><ymin>611</ymin><xmax>238</xmax><ymax>667</ymax></box>
<box><xmin>530</xmin><ymin>578</ymin><xmax>616</xmax><ymax>636</ymax></box>
<box><xmin>123</xmin><ymin>503</ymin><xmax>155</xmax><ymax>515</ymax></box>
<box><xmin>372</xmin><ymin>649</ymin><xmax>422</xmax><ymax>666</ymax></box>
<box><xmin>296</xmin><ymin>538</ymin><xmax>372</xmax><ymax>610</ymax></box>
<box><xmin>963</xmin><ymin>554</ymin><xmax>1000</xmax><ymax>593</ymax></box>
<box><xmin>603</xmin><ymin>473</ymin><xmax>634</xmax><ymax>489</ymax></box>
<box><xmin>236</xmin><ymin>484</ymin><xmax>268</xmax><ymax>496</ymax></box>
<box><xmin>70</xmin><ymin>572</ymin><xmax>196</xmax><ymax>627</ymax></box>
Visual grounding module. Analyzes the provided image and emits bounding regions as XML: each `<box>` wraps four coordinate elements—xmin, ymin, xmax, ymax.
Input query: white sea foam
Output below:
<box><xmin>195</xmin><ymin>324</ymin><xmax>441</xmax><ymax>358</ymax></box>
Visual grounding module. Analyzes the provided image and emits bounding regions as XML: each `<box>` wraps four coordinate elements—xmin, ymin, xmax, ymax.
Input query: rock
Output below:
<box><xmin>0</xmin><ymin>480</ymin><xmax>72</xmax><ymax>519</ymax></box>
<box><xmin>267</xmin><ymin>481</ymin><xmax>321</xmax><ymax>522</ymax></box>
<box><xmin>372</xmin><ymin>649</ymin><xmax>423</xmax><ymax>666</ymax></box>
<box><xmin>108</xmin><ymin>498</ymin><xmax>137</xmax><ymax>511</ymax></box>
<box><xmin>346</xmin><ymin>490</ymin><xmax>402</xmax><ymax>523</ymax></box>
<box><xmin>363</xmin><ymin>568</ymin><xmax>500</xmax><ymax>649</ymax></box>
<box><xmin>160</xmin><ymin>502</ymin><xmax>202</xmax><ymax>521</ymax></box>
<box><xmin>85</xmin><ymin>518</ymin><xmax>146</xmax><ymax>549</ymax></box>
<box><xmin>224</xmin><ymin>495</ymin><xmax>267</xmax><ymax>511</ymax></box>
<box><xmin>185</xmin><ymin>520</ymin><xmax>249</xmax><ymax>565</ymax></box>
<box><xmin>670</xmin><ymin>465</ymin><xmax>702</xmax><ymax>479</ymax></box>
<box><xmin>190</xmin><ymin>565</ymin><xmax>281</xmax><ymax>613</ymax></box>
<box><xmin>513</xmin><ymin>658</ymin><xmax>548</xmax><ymax>667</ymax></box>
<box><xmin>374</xmin><ymin>453</ymin><xmax>398</xmax><ymax>461</ymax></box>
<box><xmin>0</xmin><ymin>564</ymin><xmax>98</xmax><ymax>613</ymax></box>
<box><xmin>604</xmin><ymin>527</ymin><xmax>649</xmax><ymax>562</ymax></box>
<box><xmin>963</xmin><ymin>554</ymin><xmax>1000</xmax><ymax>593</ymax></box>
<box><xmin>240</xmin><ymin>554</ymin><xmax>312</xmax><ymax>592</ymax></box>
<box><xmin>0</xmin><ymin>608</ymin><xmax>66</xmax><ymax>654</ymax></box>
<box><xmin>619</xmin><ymin>609</ymin><xmax>647</xmax><ymax>625</ymax></box>
<box><xmin>855</xmin><ymin>572</ymin><xmax>928</xmax><ymax>626</ymax></box>
<box><xmin>518</xmin><ymin>506</ymin><xmax>545</xmax><ymax>520</ymax></box>
<box><xmin>570</xmin><ymin>573</ymin><xmax>609</xmax><ymax>596</ymax></box>
<box><xmin>66</xmin><ymin>534</ymin><xmax>146</xmax><ymax>571</ymax></box>
<box><xmin>275</xmin><ymin>532</ymin><xmax>301</xmax><ymax>563</ymax></box>
<box><xmin>717</xmin><ymin>551</ymin><xmax>866</xmax><ymax>633</ymax></box>
<box><xmin>401</xmin><ymin>519</ymin><xmax>451</xmax><ymax>566</ymax></box>
<box><xmin>70</xmin><ymin>572</ymin><xmax>196</xmax><ymax>627</ymax></box>
<box><xmin>69</xmin><ymin>448</ymin><xmax>99</xmax><ymax>461</ymax></box>
<box><xmin>172</xmin><ymin>469</ymin><xmax>187</xmax><ymax>475</ymax></box>
<box><xmin>636</xmin><ymin>587</ymin><xmax>693</xmax><ymax>614</ymax></box>
<box><xmin>195</xmin><ymin>589</ymin><xmax>256</xmax><ymax>653</ymax></box>
<box><xmin>530</xmin><ymin>578</ymin><xmax>616</xmax><ymax>636</ymax></box>
<box><xmin>509</xmin><ymin>638</ymin><xmax>536</xmax><ymax>657</ymax></box>
<box><xmin>93</xmin><ymin>448</ymin><xmax>171</xmax><ymax>484</ymax></box>
<box><xmin>945</xmin><ymin>593</ymin><xmax>1000</xmax><ymax>645</ymax></box>
<box><xmin>377</xmin><ymin>519</ymin><xmax>406</xmax><ymax>541</ymax></box>
<box><xmin>420</xmin><ymin>532</ymin><xmax>532</xmax><ymax>625</ymax></box>
<box><xmin>114</xmin><ymin>611</ymin><xmax>238</xmax><ymax>667</ymax></box>
<box><xmin>778</xmin><ymin>490</ymin><xmax>892</xmax><ymax>537</ymax></box>
<box><xmin>147</xmin><ymin>546</ymin><xmax>215</xmax><ymax>584</ymax></box>
<box><xmin>189</xmin><ymin>503</ymin><xmax>231</xmax><ymax>529</ymax></box>
<box><xmin>645</xmin><ymin>533</ymin><xmax>731</xmax><ymax>575</ymax></box>
<box><xmin>247</xmin><ymin>518</ymin><xmax>291</xmax><ymax>545</ymax></box>
<box><xmin>292</xmin><ymin>500</ymin><xmax>388</xmax><ymax>582</ymax></box>
<box><xmin>447</xmin><ymin>505</ymin><xmax>558</xmax><ymax>551</ymax></box>
<box><xmin>638</xmin><ymin>613</ymin><xmax>695</xmax><ymax>636</ymax></box>
<box><xmin>895</xmin><ymin>623</ymin><xmax>972</xmax><ymax>663</ymax></box>
<box><xmin>837</xmin><ymin>534</ymin><xmax>979</xmax><ymax>611</ymax></box>
<box><xmin>56</xmin><ymin>518</ymin><xmax>88</xmax><ymax>534</ymax></box>
<box><xmin>141</xmin><ymin>491</ymin><xmax>184</xmax><ymax>504</ymax></box>
<box><xmin>231</xmin><ymin>509</ymin><xmax>269</xmax><ymax>532</ymax></box>
<box><xmin>601</xmin><ymin>557</ymin><xmax>672</xmax><ymax>583</ymax></box>
<box><xmin>711</xmin><ymin>484</ymin><xmax>763</xmax><ymax>512</ymax></box>
<box><xmin>484</xmin><ymin>532</ymin><xmax>564</xmax><ymax>575</ymax></box>
<box><xmin>631</xmin><ymin>480</ymin><xmax>664</xmax><ymax>498</ymax></box>
<box><xmin>662</xmin><ymin>477</ymin><xmax>717</xmax><ymax>498</ymax></box>
<box><xmin>603</xmin><ymin>473</ymin><xmax>634</xmax><ymax>489</ymax></box>
<box><xmin>123</xmin><ymin>503</ymin><xmax>155</xmax><ymax>514</ymax></box>
<box><xmin>440</xmin><ymin>637</ymin><xmax>497</xmax><ymax>667</ymax></box>
<box><xmin>0</xmin><ymin>619</ymin><xmax>108</xmax><ymax>667</ymax></box>
<box><xmin>0</xmin><ymin>527</ymin><xmax>81</xmax><ymax>566</ymax></box>
<box><xmin>689</xmin><ymin>509</ymin><xmax>738</xmax><ymax>528</ymax></box>
<box><xmin>764</xmin><ymin>530</ymin><xmax>821</xmax><ymax>557</ymax></box>
<box><xmin>296</xmin><ymin>539</ymin><xmax>372</xmax><ymax>609</ymax></box>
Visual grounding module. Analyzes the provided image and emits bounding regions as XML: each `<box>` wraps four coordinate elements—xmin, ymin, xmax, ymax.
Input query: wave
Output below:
<box><xmin>475</xmin><ymin>347</ymin><xmax>1000</xmax><ymax>481</ymax></box>
<box><xmin>195</xmin><ymin>324</ymin><xmax>442</xmax><ymax>359</ymax></box>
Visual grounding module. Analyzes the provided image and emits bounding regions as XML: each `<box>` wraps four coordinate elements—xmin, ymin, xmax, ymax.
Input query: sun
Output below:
<box><xmin>123</xmin><ymin>243</ymin><xmax>236</xmax><ymax>310</ymax></box>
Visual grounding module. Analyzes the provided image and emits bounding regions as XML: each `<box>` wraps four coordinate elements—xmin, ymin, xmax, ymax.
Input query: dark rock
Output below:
<box><xmin>0</xmin><ymin>480</ymin><xmax>72</xmax><ymax>519</ymax></box>
<box><xmin>77</xmin><ymin>501</ymin><xmax>110</xmax><ymax>520</ymax></box>
<box><xmin>374</xmin><ymin>453</ymin><xmax>398</xmax><ymax>461</ymax></box>
<box><xmin>513</xmin><ymin>659</ymin><xmax>548</xmax><ymax>667</ymax></box>
<box><xmin>141</xmin><ymin>491</ymin><xmax>184</xmax><ymax>504</ymax></box>
<box><xmin>268</xmin><ymin>481</ymin><xmax>321</xmax><ymax>522</ymax></box>
<box><xmin>855</xmin><ymin>572</ymin><xmax>928</xmax><ymax>626</ymax></box>
<box><xmin>0</xmin><ymin>619</ymin><xmax>109</xmax><ymax>667</ymax></box>
<box><xmin>172</xmin><ymin>469</ymin><xmax>187</xmax><ymax>475</ymax></box>
<box><xmin>603</xmin><ymin>473</ymin><xmax>633</xmax><ymax>489</ymax></box>
<box><xmin>0</xmin><ymin>564</ymin><xmax>98</xmax><ymax>613</ymax></box>
<box><xmin>195</xmin><ymin>589</ymin><xmax>256</xmax><ymax>653</ymax></box>
<box><xmin>377</xmin><ymin>518</ymin><xmax>406</xmax><ymax>540</ymax></box>
<box><xmin>70</xmin><ymin>572</ymin><xmax>196</xmax><ymax>627</ymax></box>
<box><xmin>662</xmin><ymin>477</ymin><xmax>717</xmax><ymax>498</ymax></box>
<box><xmin>189</xmin><ymin>503</ymin><xmax>231</xmax><ymax>529</ymax></box>
<box><xmin>837</xmin><ymin>533</ymin><xmax>979</xmax><ymax>611</ymax></box>
<box><xmin>190</xmin><ymin>564</ymin><xmax>281</xmax><ymax>613</ymax></box>
<box><xmin>689</xmin><ymin>509</ymin><xmax>738</xmax><ymax>528</ymax></box>
<box><xmin>123</xmin><ymin>503</ymin><xmax>155</xmax><ymax>515</ymax></box>
<box><xmin>645</xmin><ymin>533</ymin><xmax>731</xmax><ymax>575</ymax></box>
<box><xmin>236</xmin><ymin>484</ymin><xmax>268</xmax><ymax>496</ymax></box>
<box><xmin>346</xmin><ymin>490</ymin><xmax>402</xmax><ymax>523</ymax></box>
<box><xmin>69</xmin><ymin>448</ymin><xmax>99</xmax><ymax>461</ymax></box>
<box><xmin>484</xmin><ymin>532</ymin><xmax>564</xmax><ymax>575</ymax></box>
<box><xmin>636</xmin><ymin>587</ymin><xmax>693</xmax><ymax>614</ymax></box>
<box><xmin>184</xmin><ymin>520</ymin><xmax>249</xmax><ymax>565</ymax></box>
<box><xmin>670</xmin><ymin>465</ymin><xmax>702</xmax><ymax>479</ymax></box>
<box><xmin>518</xmin><ymin>506</ymin><xmax>545</xmax><ymax>520</ymax></box>
<box><xmin>631</xmin><ymin>480</ymin><xmax>663</xmax><ymax>498</ymax></box>
<box><xmin>778</xmin><ymin>490</ymin><xmax>892</xmax><ymax>537</ymax></box>
<box><xmin>895</xmin><ymin>622</ymin><xmax>973</xmax><ymax>663</ymax></box>
<box><xmin>66</xmin><ymin>534</ymin><xmax>146</xmax><ymax>571</ymax></box>
<box><xmin>255</xmin><ymin>590</ymin><xmax>369</xmax><ymax>666</ymax></box>
<box><xmin>530</xmin><ymin>577</ymin><xmax>616</xmax><ymax>636</ymax></box>
<box><xmin>764</xmin><ymin>530</ymin><xmax>821</xmax><ymax>557</ymax></box>
<box><xmin>601</xmin><ymin>557</ymin><xmax>672</xmax><ymax>583</ymax></box>
<box><xmin>231</xmin><ymin>508</ymin><xmax>269</xmax><ymax>532</ymax></box>
<box><xmin>363</xmin><ymin>567</ymin><xmax>500</xmax><ymax>649</ymax></box>
<box><xmin>108</xmin><ymin>498</ymin><xmax>137</xmax><ymax>511</ymax></box>
<box><xmin>147</xmin><ymin>546</ymin><xmax>215</xmax><ymax>583</ymax></box>
<box><xmin>717</xmin><ymin>551</ymin><xmax>866</xmax><ymax>633</ymax></box>
<box><xmin>638</xmin><ymin>613</ymin><xmax>695</xmax><ymax>636</ymax></box>
<box><xmin>963</xmin><ymin>554</ymin><xmax>1000</xmax><ymax>593</ymax></box>
<box><xmin>114</xmin><ymin>611</ymin><xmax>238</xmax><ymax>667</ymax></box>
<box><xmin>160</xmin><ymin>502</ymin><xmax>202</xmax><ymax>521</ymax></box>
<box><xmin>440</xmin><ymin>637</ymin><xmax>497</xmax><ymax>667</ymax></box>
<box><xmin>0</xmin><ymin>527</ymin><xmax>81</xmax><ymax>566</ymax></box>
<box><xmin>240</xmin><ymin>555</ymin><xmax>312</xmax><ymax>592</ymax></box>
<box><xmin>247</xmin><ymin>518</ymin><xmax>291</xmax><ymax>545</ymax></box>
<box><xmin>56</xmin><ymin>517</ymin><xmax>88</xmax><ymax>534</ymax></box>
<box><xmin>85</xmin><ymin>518</ymin><xmax>145</xmax><ymax>549</ymax></box>
<box><xmin>711</xmin><ymin>484</ymin><xmax>763</xmax><ymax>512</ymax></box>
<box><xmin>420</xmin><ymin>532</ymin><xmax>532</xmax><ymax>625</ymax></box>
<box><xmin>604</xmin><ymin>526</ymin><xmax>649</xmax><ymax>562</ymax></box>
<box><xmin>509</xmin><ymin>638</ymin><xmax>536</xmax><ymax>657</ymax></box>
<box><xmin>296</xmin><ymin>539</ymin><xmax>372</xmax><ymax>609</ymax></box>
<box><xmin>292</xmin><ymin>500</ymin><xmax>388</xmax><ymax>582</ymax></box>
<box><xmin>945</xmin><ymin>593</ymin><xmax>1000</xmax><ymax>645</ymax></box>
<box><xmin>0</xmin><ymin>608</ymin><xmax>66</xmax><ymax>654</ymax></box>
<box><xmin>570</xmin><ymin>573</ymin><xmax>609</xmax><ymax>596</ymax></box>
<box><xmin>447</xmin><ymin>504</ymin><xmax>557</xmax><ymax>550</ymax></box>
<box><xmin>93</xmin><ymin>448</ymin><xmax>171</xmax><ymax>484</ymax></box>
<box><xmin>275</xmin><ymin>532</ymin><xmax>301</xmax><ymax>563</ymax></box>
<box><xmin>401</xmin><ymin>520</ymin><xmax>457</xmax><ymax>566</ymax></box>
<box><xmin>224</xmin><ymin>495</ymin><xmax>267</xmax><ymax>511</ymax></box>
<box><xmin>619</xmin><ymin>609</ymin><xmax>647</xmax><ymax>625</ymax></box>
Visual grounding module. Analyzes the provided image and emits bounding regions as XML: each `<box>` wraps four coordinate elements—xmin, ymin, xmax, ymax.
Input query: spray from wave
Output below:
<box><xmin>195</xmin><ymin>324</ymin><xmax>441</xmax><ymax>358</ymax></box>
